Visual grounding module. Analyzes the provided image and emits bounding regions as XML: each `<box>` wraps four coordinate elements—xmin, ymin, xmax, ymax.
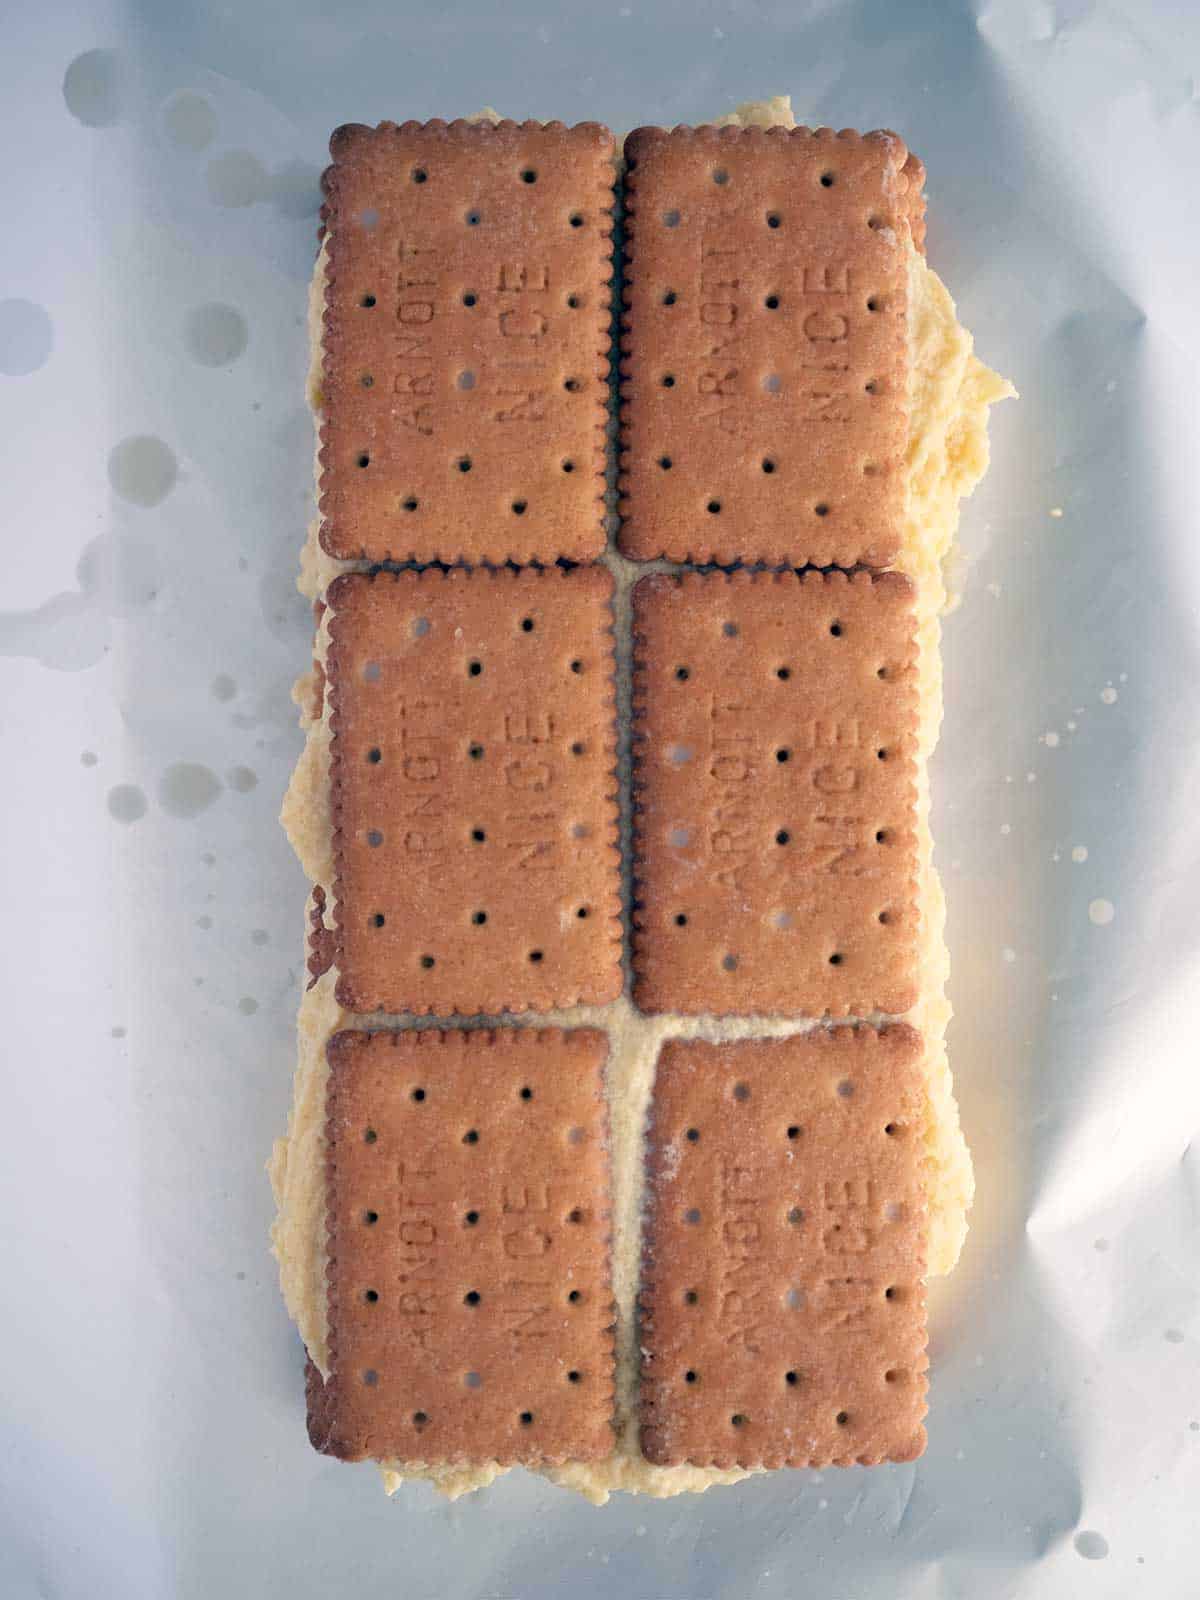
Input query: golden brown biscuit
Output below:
<box><xmin>632</xmin><ymin>569</ymin><xmax>920</xmax><ymax>1017</ymax></box>
<box><xmin>310</xmin><ymin>1027</ymin><xmax>616</xmax><ymax>1465</ymax></box>
<box><xmin>640</xmin><ymin>1025</ymin><xmax>928</xmax><ymax>1469</ymax></box>
<box><xmin>319</xmin><ymin>118</ymin><xmax>614</xmax><ymax>563</ymax></box>
<box><xmin>619</xmin><ymin>124</ymin><xmax>919</xmax><ymax>565</ymax></box>
<box><xmin>327</xmin><ymin>566</ymin><xmax>622</xmax><ymax>1015</ymax></box>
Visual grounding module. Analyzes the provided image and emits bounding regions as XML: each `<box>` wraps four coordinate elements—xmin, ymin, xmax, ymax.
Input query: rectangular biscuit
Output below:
<box><xmin>640</xmin><ymin>1026</ymin><xmax>928</xmax><ymax>1470</ymax></box>
<box><xmin>327</xmin><ymin>566</ymin><xmax>622</xmax><ymax>1015</ymax></box>
<box><xmin>631</xmin><ymin>570</ymin><xmax>920</xmax><ymax>1017</ymax></box>
<box><xmin>318</xmin><ymin>118</ymin><xmax>614</xmax><ymax>564</ymax></box>
<box><xmin>619</xmin><ymin>124</ymin><xmax>920</xmax><ymax>565</ymax></box>
<box><xmin>309</xmin><ymin>1027</ymin><xmax>615</xmax><ymax>1465</ymax></box>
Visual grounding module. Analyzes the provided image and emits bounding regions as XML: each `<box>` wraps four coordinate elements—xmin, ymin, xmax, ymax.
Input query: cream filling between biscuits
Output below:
<box><xmin>268</xmin><ymin>95</ymin><xmax>1014</xmax><ymax>1504</ymax></box>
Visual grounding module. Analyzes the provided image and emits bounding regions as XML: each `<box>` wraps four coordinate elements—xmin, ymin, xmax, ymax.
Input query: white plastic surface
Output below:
<box><xmin>2</xmin><ymin>1</ymin><xmax>1198</xmax><ymax>1595</ymax></box>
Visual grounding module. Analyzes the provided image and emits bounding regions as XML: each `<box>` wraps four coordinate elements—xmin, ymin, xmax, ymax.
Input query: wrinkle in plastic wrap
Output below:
<box><xmin>1</xmin><ymin>1</ymin><xmax>1197</xmax><ymax>1596</ymax></box>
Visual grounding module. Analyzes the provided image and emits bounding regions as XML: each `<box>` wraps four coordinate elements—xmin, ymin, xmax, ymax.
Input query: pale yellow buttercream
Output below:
<box><xmin>268</xmin><ymin>95</ymin><xmax>1014</xmax><ymax>1502</ymax></box>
